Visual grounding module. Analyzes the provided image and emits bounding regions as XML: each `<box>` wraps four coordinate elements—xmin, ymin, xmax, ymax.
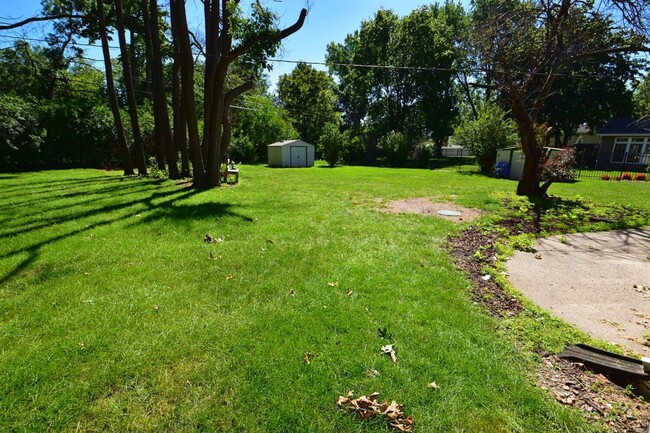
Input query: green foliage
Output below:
<box><xmin>0</xmin><ymin>42</ymin><xmax>119</xmax><ymax>169</ymax></box>
<box><xmin>277</xmin><ymin>63</ymin><xmax>340</xmax><ymax>147</ymax></box>
<box><xmin>231</xmin><ymin>93</ymin><xmax>298</xmax><ymax>162</ymax></box>
<box><xmin>228</xmin><ymin>135</ymin><xmax>256</xmax><ymax>164</ymax></box>
<box><xmin>0</xmin><ymin>95</ymin><xmax>43</xmax><ymax>169</ymax></box>
<box><xmin>318</xmin><ymin>123</ymin><xmax>348</xmax><ymax>167</ymax></box>
<box><xmin>634</xmin><ymin>72</ymin><xmax>650</xmax><ymax>116</ymax></box>
<box><xmin>540</xmin><ymin>57</ymin><xmax>639</xmax><ymax>141</ymax></box>
<box><xmin>453</xmin><ymin>102</ymin><xmax>518</xmax><ymax>174</ymax></box>
<box><xmin>327</xmin><ymin>5</ymin><xmax>464</xmax><ymax>149</ymax></box>
<box><xmin>378</xmin><ymin>131</ymin><xmax>408</xmax><ymax>167</ymax></box>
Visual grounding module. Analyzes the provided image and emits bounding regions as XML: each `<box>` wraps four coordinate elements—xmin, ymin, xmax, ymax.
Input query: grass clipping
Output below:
<box><xmin>337</xmin><ymin>391</ymin><xmax>414</xmax><ymax>432</ymax></box>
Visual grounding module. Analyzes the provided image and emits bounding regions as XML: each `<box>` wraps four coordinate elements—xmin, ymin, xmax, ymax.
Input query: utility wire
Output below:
<box><xmin>0</xmin><ymin>32</ymin><xmax>636</xmax><ymax>81</ymax></box>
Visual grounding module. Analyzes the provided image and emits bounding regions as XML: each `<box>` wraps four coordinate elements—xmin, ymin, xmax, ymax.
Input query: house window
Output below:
<box><xmin>611</xmin><ymin>137</ymin><xmax>649</xmax><ymax>164</ymax></box>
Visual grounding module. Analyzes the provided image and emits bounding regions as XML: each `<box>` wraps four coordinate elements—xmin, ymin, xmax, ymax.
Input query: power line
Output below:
<box><xmin>0</xmin><ymin>32</ymin><xmax>640</xmax><ymax>81</ymax></box>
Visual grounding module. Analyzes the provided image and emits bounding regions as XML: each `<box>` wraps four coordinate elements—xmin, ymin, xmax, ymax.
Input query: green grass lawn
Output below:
<box><xmin>1</xmin><ymin>164</ymin><xmax>648</xmax><ymax>432</ymax></box>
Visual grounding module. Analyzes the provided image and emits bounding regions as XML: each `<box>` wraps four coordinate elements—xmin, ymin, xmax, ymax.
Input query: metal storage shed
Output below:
<box><xmin>267</xmin><ymin>140</ymin><xmax>315</xmax><ymax>168</ymax></box>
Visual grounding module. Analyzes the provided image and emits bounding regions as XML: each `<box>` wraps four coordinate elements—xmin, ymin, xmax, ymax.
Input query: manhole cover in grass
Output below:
<box><xmin>437</xmin><ymin>210</ymin><xmax>462</xmax><ymax>217</ymax></box>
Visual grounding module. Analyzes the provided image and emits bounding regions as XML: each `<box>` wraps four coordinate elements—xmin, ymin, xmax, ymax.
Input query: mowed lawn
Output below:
<box><xmin>1</xmin><ymin>164</ymin><xmax>648</xmax><ymax>432</ymax></box>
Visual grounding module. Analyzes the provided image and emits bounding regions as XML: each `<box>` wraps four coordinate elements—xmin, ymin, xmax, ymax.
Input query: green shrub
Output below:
<box><xmin>318</xmin><ymin>123</ymin><xmax>347</xmax><ymax>167</ymax></box>
<box><xmin>228</xmin><ymin>135</ymin><xmax>256</xmax><ymax>164</ymax></box>
<box><xmin>0</xmin><ymin>95</ymin><xmax>44</xmax><ymax>169</ymax></box>
<box><xmin>379</xmin><ymin>131</ymin><xmax>408</xmax><ymax>167</ymax></box>
<box><xmin>453</xmin><ymin>103</ymin><xmax>518</xmax><ymax>174</ymax></box>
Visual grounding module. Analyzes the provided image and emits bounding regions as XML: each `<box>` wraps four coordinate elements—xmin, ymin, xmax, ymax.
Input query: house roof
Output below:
<box><xmin>599</xmin><ymin>118</ymin><xmax>650</xmax><ymax>136</ymax></box>
<box><xmin>267</xmin><ymin>139</ymin><xmax>314</xmax><ymax>147</ymax></box>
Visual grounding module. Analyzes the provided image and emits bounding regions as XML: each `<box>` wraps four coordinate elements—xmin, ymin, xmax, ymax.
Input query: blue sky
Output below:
<box><xmin>0</xmin><ymin>0</ymin><xmax>471</xmax><ymax>91</ymax></box>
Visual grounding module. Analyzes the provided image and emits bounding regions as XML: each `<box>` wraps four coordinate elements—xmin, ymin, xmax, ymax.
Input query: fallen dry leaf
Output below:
<box><xmin>289</xmin><ymin>289</ymin><xmax>296</xmax><ymax>296</ymax></box>
<box><xmin>204</xmin><ymin>234</ymin><xmax>215</xmax><ymax>243</ymax></box>
<box><xmin>337</xmin><ymin>391</ymin><xmax>414</xmax><ymax>432</ymax></box>
<box><xmin>427</xmin><ymin>381</ymin><xmax>439</xmax><ymax>390</ymax></box>
<box><xmin>226</xmin><ymin>274</ymin><xmax>234</xmax><ymax>280</ymax></box>
<box><xmin>534</xmin><ymin>253</ymin><xmax>542</xmax><ymax>260</ymax></box>
<box><xmin>303</xmin><ymin>352</ymin><xmax>318</xmax><ymax>364</ymax></box>
<box><xmin>328</xmin><ymin>282</ymin><xmax>338</xmax><ymax>287</ymax></box>
<box><xmin>346</xmin><ymin>290</ymin><xmax>353</xmax><ymax>297</ymax></box>
<box><xmin>381</xmin><ymin>344</ymin><xmax>397</xmax><ymax>363</ymax></box>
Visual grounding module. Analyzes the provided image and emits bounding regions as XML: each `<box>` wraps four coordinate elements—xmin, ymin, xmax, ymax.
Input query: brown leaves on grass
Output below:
<box><xmin>337</xmin><ymin>391</ymin><xmax>414</xmax><ymax>432</ymax></box>
<box><xmin>204</xmin><ymin>234</ymin><xmax>224</xmax><ymax>243</ymax></box>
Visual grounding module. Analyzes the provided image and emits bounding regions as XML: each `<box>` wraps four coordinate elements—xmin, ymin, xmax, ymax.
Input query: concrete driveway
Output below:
<box><xmin>506</xmin><ymin>228</ymin><xmax>650</xmax><ymax>354</ymax></box>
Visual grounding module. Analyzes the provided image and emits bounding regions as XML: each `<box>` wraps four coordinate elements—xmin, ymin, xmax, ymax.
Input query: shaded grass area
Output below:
<box><xmin>1</xmin><ymin>165</ymin><xmax>648</xmax><ymax>432</ymax></box>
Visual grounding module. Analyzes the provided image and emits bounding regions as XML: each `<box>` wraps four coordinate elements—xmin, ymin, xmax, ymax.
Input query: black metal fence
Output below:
<box><xmin>574</xmin><ymin>150</ymin><xmax>649</xmax><ymax>180</ymax></box>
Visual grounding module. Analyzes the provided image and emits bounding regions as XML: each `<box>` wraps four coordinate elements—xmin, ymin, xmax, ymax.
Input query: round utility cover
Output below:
<box><xmin>437</xmin><ymin>210</ymin><xmax>461</xmax><ymax>216</ymax></box>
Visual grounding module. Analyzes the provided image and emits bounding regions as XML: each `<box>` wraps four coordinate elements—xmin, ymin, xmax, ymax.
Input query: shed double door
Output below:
<box><xmin>290</xmin><ymin>146</ymin><xmax>308</xmax><ymax>167</ymax></box>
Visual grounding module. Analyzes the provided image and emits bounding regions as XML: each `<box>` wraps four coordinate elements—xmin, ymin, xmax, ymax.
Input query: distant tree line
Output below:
<box><xmin>1</xmin><ymin>0</ymin><xmax>649</xmax><ymax>196</ymax></box>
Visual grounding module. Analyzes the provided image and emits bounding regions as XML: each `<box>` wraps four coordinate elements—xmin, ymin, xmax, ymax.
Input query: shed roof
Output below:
<box><xmin>267</xmin><ymin>139</ymin><xmax>314</xmax><ymax>147</ymax></box>
<box><xmin>599</xmin><ymin>118</ymin><xmax>650</xmax><ymax>136</ymax></box>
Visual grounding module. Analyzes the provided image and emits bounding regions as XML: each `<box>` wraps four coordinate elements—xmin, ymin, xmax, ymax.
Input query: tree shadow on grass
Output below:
<box><xmin>0</xmin><ymin>181</ymin><xmax>160</xmax><ymax>230</ymax></box>
<box><xmin>0</xmin><ymin>173</ymin><xmax>125</xmax><ymax>197</ymax></box>
<box><xmin>0</xmin><ymin>178</ymin><xmax>253</xmax><ymax>286</ymax></box>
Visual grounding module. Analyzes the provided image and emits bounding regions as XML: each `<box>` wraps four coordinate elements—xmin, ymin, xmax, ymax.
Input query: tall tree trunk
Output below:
<box><xmin>148</xmin><ymin>0</ymin><xmax>179</xmax><ymax>179</ymax></box>
<box><xmin>115</xmin><ymin>0</ymin><xmax>147</xmax><ymax>176</ymax></box>
<box><xmin>141</xmin><ymin>0</ymin><xmax>165</xmax><ymax>171</ymax></box>
<box><xmin>97</xmin><ymin>0</ymin><xmax>134</xmax><ymax>176</ymax></box>
<box><xmin>170</xmin><ymin>0</ymin><xmax>205</xmax><ymax>186</ymax></box>
<box><xmin>128</xmin><ymin>28</ymin><xmax>139</xmax><ymax>103</ymax></box>
<box><xmin>515</xmin><ymin>119</ymin><xmax>543</xmax><ymax>196</ymax></box>
<box><xmin>170</xmin><ymin>4</ymin><xmax>190</xmax><ymax>178</ymax></box>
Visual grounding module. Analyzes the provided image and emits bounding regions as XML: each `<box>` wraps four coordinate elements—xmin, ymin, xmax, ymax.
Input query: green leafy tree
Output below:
<box><xmin>379</xmin><ymin>131</ymin><xmax>408</xmax><ymax>167</ymax></box>
<box><xmin>634</xmin><ymin>73</ymin><xmax>650</xmax><ymax>116</ymax></box>
<box><xmin>471</xmin><ymin>0</ymin><xmax>650</xmax><ymax>196</ymax></box>
<box><xmin>327</xmin><ymin>4</ymin><xmax>464</xmax><ymax>158</ymax></box>
<box><xmin>319</xmin><ymin>123</ymin><xmax>348</xmax><ymax>167</ymax></box>
<box><xmin>0</xmin><ymin>41</ymin><xmax>119</xmax><ymax>169</ymax></box>
<box><xmin>539</xmin><ymin>45</ymin><xmax>641</xmax><ymax>144</ymax></box>
<box><xmin>277</xmin><ymin>62</ymin><xmax>340</xmax><ymax>147</ymax></box>
<box><xmin>231</xmin><ymin>93</ymin><xmax>298</xmax><ymax>163</ymax></box>
<box><xmin>453</xmin><ymin>102</ymin><xmax>518</xmax><ymax>174</ymax></box>
<box><xmin>0</xmin><ymin>95</ymin><xmax>43</xmax><ymax>169</ymax></box>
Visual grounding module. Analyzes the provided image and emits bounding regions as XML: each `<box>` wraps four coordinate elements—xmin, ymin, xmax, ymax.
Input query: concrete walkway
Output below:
<box><xmin>506</xmin><ymin>228</ymin><xmax>650</xmax><ymax>354</ymax></box>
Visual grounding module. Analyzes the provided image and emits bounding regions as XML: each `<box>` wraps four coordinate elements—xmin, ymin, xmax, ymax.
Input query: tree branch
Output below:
<box><xmin>227</xmin><ymin>8</ymin><xmax>307</xmax><ymax>62</ymax></box>
<box><xmin>224</xmin><ymin>80</ymin><xmax>255</xmax><ymax>109</ymax></box>
<box><xmin>0</xmin><ymin>14</ymin><xmax>84</xmax><ymax>31</ymax></box>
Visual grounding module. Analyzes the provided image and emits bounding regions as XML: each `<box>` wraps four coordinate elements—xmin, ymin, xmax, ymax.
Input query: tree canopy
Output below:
<box><xmin>470</xmin><ymin>0</ymin><xmax>650</xmax><ymax>195</ymax></box>
<box><xmin>277</xmin><ymin>62</ymin><xmax>340</xmax><ymax>147</ymax></box>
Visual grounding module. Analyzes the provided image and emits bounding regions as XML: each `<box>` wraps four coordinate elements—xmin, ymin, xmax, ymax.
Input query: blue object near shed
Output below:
<box><xmin>495</xmin><ymin>161</ymin><xmax>510</xmax><ymax>178</ymax></box>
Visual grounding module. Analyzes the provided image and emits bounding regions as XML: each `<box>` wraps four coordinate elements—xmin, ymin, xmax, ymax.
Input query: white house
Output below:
<box><xmin>267</xmin><ymin>140</ymin><xmax>315</xmax><ymax>168</ymax></box>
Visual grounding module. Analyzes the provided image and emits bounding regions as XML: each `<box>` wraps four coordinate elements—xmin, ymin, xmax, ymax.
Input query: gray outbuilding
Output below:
<box><xmin>267</xmin><ymin>140</ymin><xmax>315</xmax><ymax>168</ymax></box>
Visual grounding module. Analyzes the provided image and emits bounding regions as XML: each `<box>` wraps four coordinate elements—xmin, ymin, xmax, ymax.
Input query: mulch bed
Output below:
<box><xmin>448</xmin><ymin>217</ymin><xmax>650</xmax><ymax>432</ymax></box>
